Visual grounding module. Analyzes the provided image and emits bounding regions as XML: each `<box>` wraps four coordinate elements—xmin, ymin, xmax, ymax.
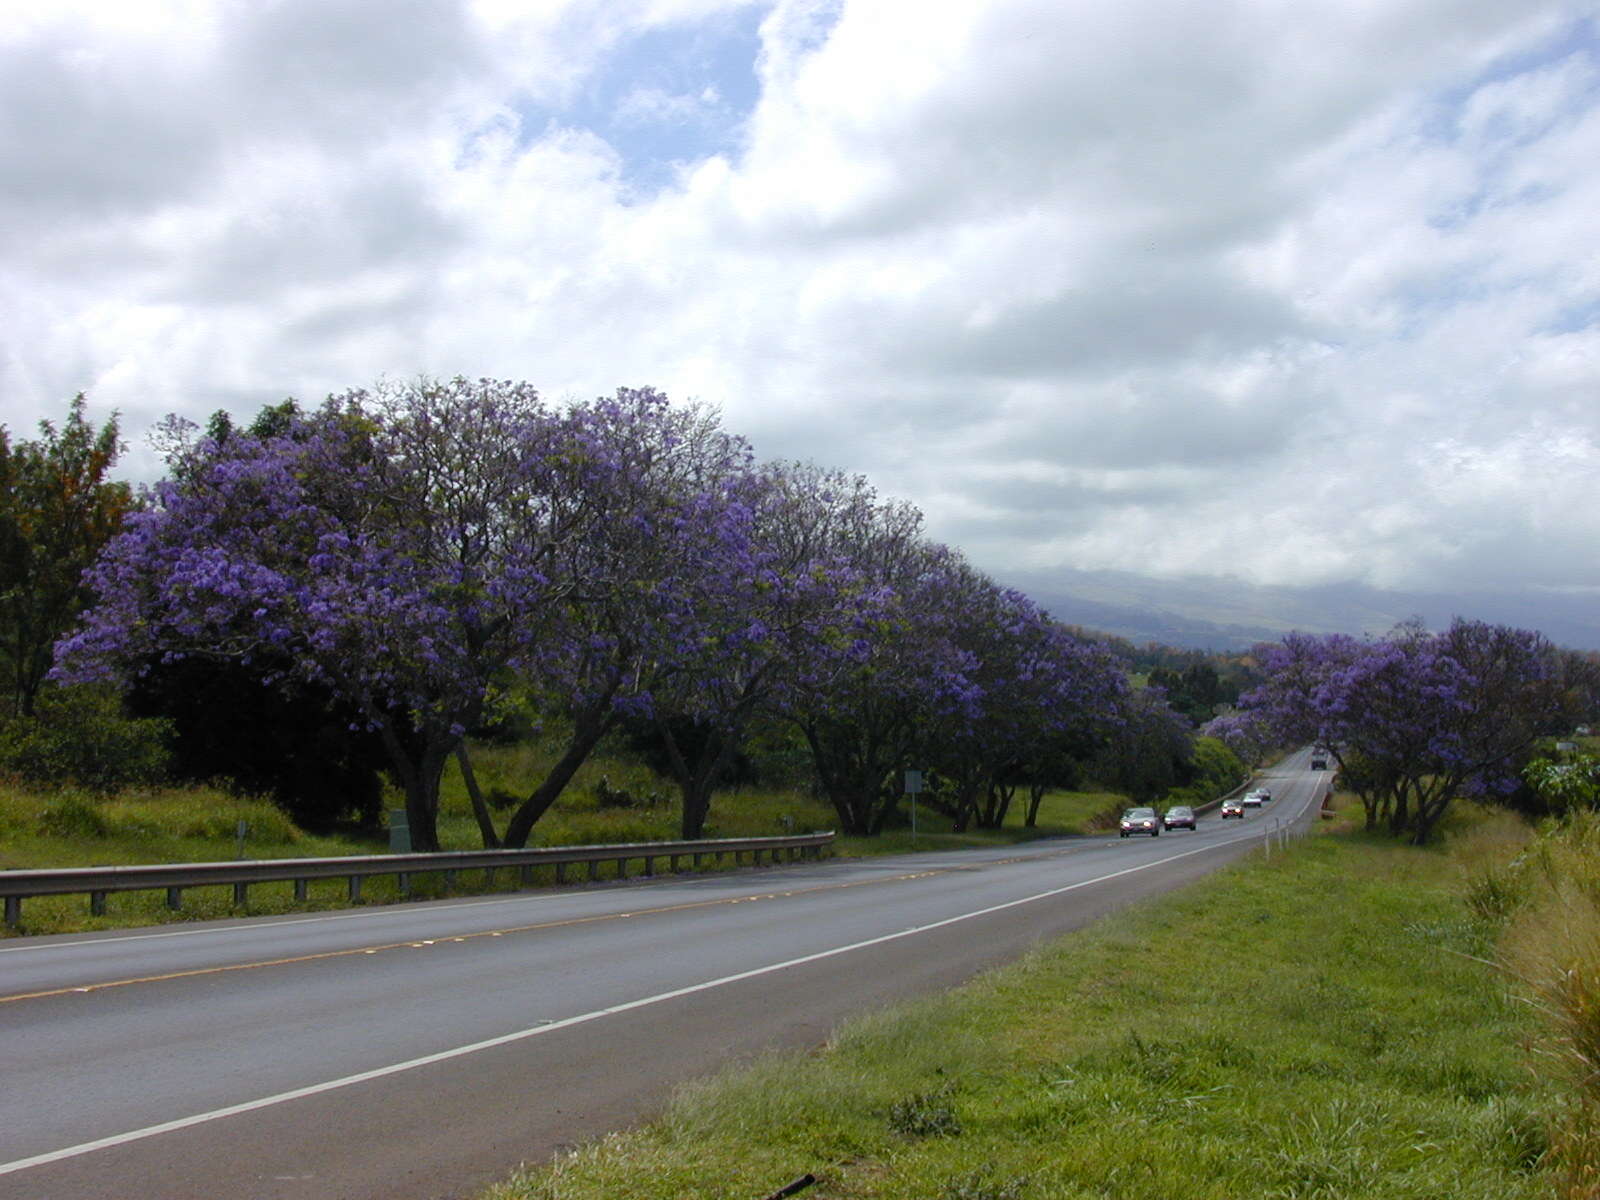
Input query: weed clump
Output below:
<box><xmin>37</xmin><ymin>792</ymin><xmax>110</xmax><ymax>839</ymax></box>
<box><xmin>940</xmin><ymin>1167</ymin><xmax>1029</xmax><ymax>1199</ymax></box>
<box><xmin>887</xmin><ymin>1085</ymin><xmax>962</xmax><ymax>1139</ymax></box>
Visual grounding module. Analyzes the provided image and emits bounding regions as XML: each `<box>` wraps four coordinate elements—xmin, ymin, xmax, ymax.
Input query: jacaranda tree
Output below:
<box><xmin>781</xmin><ymin>505</ymin><xmax>979</xmax><ymax>835</ymax></box>
<box><xmin>1236</xmin><ymin>620</ymin><xmax>1573</xmax><ymax>843</ymax></box>
<box><xmin>634</xmin><ymin>461</ymin><xmax>890</xmax><ymax>838</ymax></box>
<box><xmin>57</xmin><ymin>378</ymin><xmax>703</xmax><ymax>850</ymax></box>
<box><xmin>497</xmin><ymin>392</ymin><xmax>759</xmax><ymax>846</ymax></box>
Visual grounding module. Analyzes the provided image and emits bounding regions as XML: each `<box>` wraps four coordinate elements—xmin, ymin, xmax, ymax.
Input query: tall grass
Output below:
<box><xmin>1484</xmin><ymin>810</ymin><xmax>1600</xmax><ymax>1197</ymax></box>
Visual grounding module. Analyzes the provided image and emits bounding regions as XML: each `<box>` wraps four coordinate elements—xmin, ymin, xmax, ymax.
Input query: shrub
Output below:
<box><xmin>37</xmin><ymin>792</ymin><xmax>111</xmax><ymax>838</ymax></box>
<box><xmin>0</xmin><ymin>686</ymin><xmax>170</xmax><ymax>793</ymax></box>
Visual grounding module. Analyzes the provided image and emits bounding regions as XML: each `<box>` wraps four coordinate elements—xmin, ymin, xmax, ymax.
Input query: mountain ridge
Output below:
<box><xmin>1001</xmin><ymin>568</ymin><xmax>1600</xmax><ymax>652</ymax></box>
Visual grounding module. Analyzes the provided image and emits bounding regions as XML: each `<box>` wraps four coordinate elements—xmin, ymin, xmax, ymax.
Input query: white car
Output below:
<box><xmin>1242</xmin><ymin>790</ymin><xmax>1265</xmax><ymax>807</ymax></box>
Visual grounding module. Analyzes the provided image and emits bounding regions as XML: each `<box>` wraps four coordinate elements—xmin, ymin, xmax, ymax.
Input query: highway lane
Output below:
<box><xmin>0</xmin><ymin>750</ymin><xmax>1329</xmax><ymax>1198</ymax></box>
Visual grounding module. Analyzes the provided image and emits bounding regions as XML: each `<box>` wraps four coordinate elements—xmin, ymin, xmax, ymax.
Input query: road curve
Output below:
<box><xmin>0</xmin><ymin>750</ymin><xmax>1328</xmax><ymax>1199</ymax></box>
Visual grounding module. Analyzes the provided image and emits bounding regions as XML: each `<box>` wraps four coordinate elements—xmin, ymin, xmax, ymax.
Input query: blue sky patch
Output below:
<box><xmin>526</xmin><ymin>6</ymin><xmax>771</xmax><ymax>197</ymax></box>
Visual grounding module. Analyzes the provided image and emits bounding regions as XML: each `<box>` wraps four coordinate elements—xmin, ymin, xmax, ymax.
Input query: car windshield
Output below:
<box><xmin>1124</xmin><ymin>808</ymin><xmax>1155</xmax><ymax>818</ymax></box>
<box><xmin>1167</xmin><ymin>807</ymin><xmax>1192</xmax><ymax>816</ymax></box>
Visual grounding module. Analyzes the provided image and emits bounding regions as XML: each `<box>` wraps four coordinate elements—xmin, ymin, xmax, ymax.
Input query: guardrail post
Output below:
<box><xmin>5</xmin><ymin>895</ymin><xmax>20</xmax><ymax>926</ymax></box>
<box><xmin>166</xmin><ymin>887</ymin><xmax>183</xmax><ymax>910</ymax></box>
<box><xmin>643</xmin><ymin>856</ymin><xmax>654</xmax><ymax>877</ymax></box>
<box><xmin>90</xmin><ymin>890</ymin><xmax>107</xmax><ymax>916</ymax></box>
<box><xmin>233</xmin><ymin>882</ymin><xmax>249</xmax><ymax>907</ymax></box>
<box><xmin>589</xmin><ymin>858</ymin><xmax>601</xmax><ymax>882</ymax></box>
<box><xmin>522</xmin><ymin>864</ymin><xmax>536</xmax><ymax>885</ymax></box>
<box><xmin>554</xmin><ymin>862</ymin><xmax>565</xmax><ymax>885</ymax></box>
<box><xmin>615</xmin><ymin>857</ymin><xmax>626</xmax><ymax>879</ymax></box>
<box><xmin>397</xmin><ymin>872</ymin><xmax>409</xmax><ymax>896</ymax></box>
<box><xmin>348</xmin><ymin>875</ymin><xmax>362</xmax><ymax>903</ymax></box>
<box><xmin>294</xmin><ymin>879</ymin><xmax>308</xmax><ymax>901</ymax></box>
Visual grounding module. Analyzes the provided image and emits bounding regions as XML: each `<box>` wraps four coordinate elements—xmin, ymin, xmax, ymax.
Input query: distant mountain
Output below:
<box><xmin>1000</xmin><ymin>567</ymin><xmax>1600</xmax><ymax>652</ymax></box>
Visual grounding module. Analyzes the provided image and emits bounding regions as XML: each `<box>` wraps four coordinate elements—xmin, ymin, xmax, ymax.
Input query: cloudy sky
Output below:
<box><xmin>3</xmin><ymin>0</ymin><xmax>1598</xmax><ymax>621</ymax></box>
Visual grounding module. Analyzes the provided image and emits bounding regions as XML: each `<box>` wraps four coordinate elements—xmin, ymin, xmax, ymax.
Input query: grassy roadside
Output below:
<box><xmin>481</xmin><ymin>802</ymin><xmax>1552</xmax><ymax>1200</ymax></box>
<box><xmin>0</xmin><ymin>742</ymin><xmax>1128</xmax><ymax>935</ymax></box>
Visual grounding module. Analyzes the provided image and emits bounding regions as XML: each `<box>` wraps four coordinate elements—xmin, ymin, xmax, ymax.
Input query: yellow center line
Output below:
<box><xmin>0</xmin><ymin>855</ymin><xmax>1044</xmax><ymax>1005</ymax></box>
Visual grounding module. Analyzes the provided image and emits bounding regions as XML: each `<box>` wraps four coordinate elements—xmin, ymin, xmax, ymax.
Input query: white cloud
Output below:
<box><xmin>1</xmin><ymin>0</ymin><xmax>1597</xmax><ymax>617</ymax></box>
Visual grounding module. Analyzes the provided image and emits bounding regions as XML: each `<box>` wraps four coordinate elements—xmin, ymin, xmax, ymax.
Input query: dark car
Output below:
<box><xmin>1220</xmin><ymin>796</ymin><xmax>1246</xmax><ymax>819</ymax></box>
<box><xmin>1119</xmin><ymin>806</ymin><xmax>1161</xmax><ymax>837</ymax></box>
<box><xmin>1311</xmin><ymin>755</ymin><xmax>1328</xmax><ymax>769</ymax></box>
<box><xmin>1162</xmin><ymin>805</ymin><xmax>1196</xmax><ymax>831</ymax></box>
<box><xmin>1255</xmin><ymin>787</ymin><xmax>1273</xmax><ymax>803</ymax></box>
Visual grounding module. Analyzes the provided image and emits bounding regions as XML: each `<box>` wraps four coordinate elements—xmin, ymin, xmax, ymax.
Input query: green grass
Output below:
<box><xmin>0</xmin><ymin>737</ymin><xmax>1125</xmax><ymax>936</ymax></box>
<box><xmin>481</xmin><ymin>800</ymin><xmax>1552</xmax><ymax>1200</ymax></box>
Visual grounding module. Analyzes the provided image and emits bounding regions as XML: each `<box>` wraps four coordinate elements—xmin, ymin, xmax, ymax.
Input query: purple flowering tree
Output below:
<box><xmin>56</xmin><ymin>378</ymin><xmax>674</xmax><ymax>851</ymax></box>
<box><xmin>1007</xmin><ymin>626</ymin><xmax>1130</xmax><ymax>828</ymax></box>
<box><xmin>1089</xmin><ymin>683</ymin><xmax>1195</xmax><ymax>808</ymax></box>
<box><xmin>1238</xmin><ymin>620</ymin><xmax>1571</xmax><ymax>843</ymax></box>
<box><xmin>910</xmin><ymin>571</ymin><xmax>1127</xmax><ymax>831</ymax></box>
<box><xmin>777</xmin><ymin>493</ymin><xmax>976</xmax><ymax>835</ymax></box>
<box><xmin>1199</xmin><ymin>711</ymin><xmax>1273</xmax><ymax>770</ymax></box>
<box><xmin>498</xmin><ymin>393</ymin><xmax>761</xmax><ymax>846</ymax></box>
<box><xmin>633</xmin><ymin>461</ymin><xmax>890</xmax><ymax>838</ymax></box>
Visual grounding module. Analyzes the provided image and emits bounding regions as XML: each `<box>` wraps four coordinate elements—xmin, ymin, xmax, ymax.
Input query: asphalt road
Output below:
<box><xmin>0</xmin><ymin>750</ymin><xmax>1329</xmax><ymax>1199</ymax></box>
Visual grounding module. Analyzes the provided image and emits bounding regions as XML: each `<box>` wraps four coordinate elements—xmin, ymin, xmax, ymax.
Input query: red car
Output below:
<box><xmin>1162</xmin><ymin>805</ymin><xmax>1197</xmax><ymax>830</ymax></box>
<box><xmin>1220</xmin><ymin>796</ymin><xmax>1246</xmax><ymax>819</ymax></box>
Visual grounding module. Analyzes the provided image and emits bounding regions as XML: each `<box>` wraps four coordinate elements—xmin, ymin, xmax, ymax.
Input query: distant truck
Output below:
<box><xmin>1311</xmin><ymin>753</ymin><xmax>1328</xmax><ymax>770</ymax></box>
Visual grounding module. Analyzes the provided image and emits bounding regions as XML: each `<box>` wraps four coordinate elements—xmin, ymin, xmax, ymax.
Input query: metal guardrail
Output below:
<box><xmin>0</xmin><ymin>831</ymin><xmax>835</xmax><ymax>927</ymax></box>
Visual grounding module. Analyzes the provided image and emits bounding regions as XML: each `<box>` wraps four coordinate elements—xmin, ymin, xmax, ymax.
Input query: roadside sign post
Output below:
<box><xmin>904</xmin><ymin>770</ymin><xmax>923</xmax><ymax>846</ymax></box>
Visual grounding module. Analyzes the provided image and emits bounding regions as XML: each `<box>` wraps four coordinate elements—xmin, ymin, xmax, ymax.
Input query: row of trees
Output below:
<box><xmin>1209</xmin><ymin>621</ymin><xmax>1597</xmax><ymax>843</ymax></box>
<box><xmin>51</xmin><ymin>378</ymin><xmax>1154</xmax><ymax>849</ymax></box>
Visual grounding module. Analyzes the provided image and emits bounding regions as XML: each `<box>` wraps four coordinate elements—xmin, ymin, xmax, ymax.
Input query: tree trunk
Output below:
<box><xmin>455</xmin><ymin>742</ymin><xmax>501</xmax><ymax>848</ymax></box>
<box><xmin>982</xmin><ymin>780</ymin><xmax>1016</xmax><ymax>829</ymax></box>
<box><xmin>803</xmin><ymin>721</ymin><xmax>877</xmax><ymax>835</ymax></box>
<box><xmin>1387</xmin><ymin>780</ymin><xmax>1411</xmax><ymax>837</ymax></box>
<box><xmin>373</xmin><ymin>717</ymin><xmax>446</xmax><ymax>852</ymax></box>
<box><xmin>1025</xmin><ymin>783</ymin><xmax>1047</xmax><ymax>827</ymax></box>
<box><xmin>949</xmin><ymin>775</ymin><xmax>981</xmax><ymax>832</ymax></box>
<box><xmin>501</xmin><ymin>701</ymin><xmax>619</xmax><ymax>848</ymax></box>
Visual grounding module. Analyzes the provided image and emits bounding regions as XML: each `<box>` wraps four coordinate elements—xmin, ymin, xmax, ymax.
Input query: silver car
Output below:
<box><xmin>1119</xmin><ymin>806</ymin><xmax>1161</xmax><ymax>837</ymax></box>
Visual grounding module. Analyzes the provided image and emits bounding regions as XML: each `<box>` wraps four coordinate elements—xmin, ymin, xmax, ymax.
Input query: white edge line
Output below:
<box><xmin>0</xmin><ymin>834</ymin><xmax>1242</xmax><ymax>1177</ymax></box>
